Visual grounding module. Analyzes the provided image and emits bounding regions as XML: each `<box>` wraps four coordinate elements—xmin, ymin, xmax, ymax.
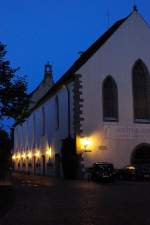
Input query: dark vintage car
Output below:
<box><xmin>89</xmin><ymin>162</ymin><xmax>114</xmax><ymax>182</ymax></box>
<box><xmin>119</xmin><ymin>164</ymin><xmax>150</xmax><ymax>181</ymax></box>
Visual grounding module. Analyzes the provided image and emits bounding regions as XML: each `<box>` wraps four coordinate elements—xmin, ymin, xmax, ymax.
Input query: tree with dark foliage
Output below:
<box><xmin>0</xmin><ymin>42</ymin><xmax>28</xmax><ymax>123</ymax></box>
<box><xmin>0</xmin><ymin>42</ymin><xmax>29</xmax><ymax>178</ymax></box>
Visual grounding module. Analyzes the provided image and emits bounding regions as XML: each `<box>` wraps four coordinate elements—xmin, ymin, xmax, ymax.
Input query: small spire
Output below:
<box><xmin>44</xmin><ymin>62</ymin><xmax>54</xmax><ymax>85</ymax></box>
<box><xmin>44</xmin><ymin>62</ymin><xmax>52</xmax><ymax>73</ymax></box>
<box><xmin>133</xmin><ymin>4</ymin><xmax>138</xmax><ymax>12</ymax></box>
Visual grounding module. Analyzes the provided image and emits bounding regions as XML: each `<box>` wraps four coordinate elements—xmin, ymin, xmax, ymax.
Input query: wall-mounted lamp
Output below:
<box><xmin>22</xmin><ymin>153</ymin><xmax>26</xmax><ymax>159</ymax></box>
<box><xmin>27</xmin><ymin>152</ymin><xmax>32</xmax><ymax>159</ymax></box>
<box><xmin>80</xmin><ymin>137</ymin><xmax>92</xmax><ymax>153</ymax></box>
<box><xmin>12</xmin><ymin>154</ymin><xmax>16</xmax><ymax>160</ymax></box>
<box><xmin>17</xmin><ymin>153</ymin><xmax>21</xmax><ymax>160</ymax></box>
<box><xmin>35</xmin><ymin>151</ymin><xmax>40</xmax><ymax>158</ymax></box>
<box><xmin>46</xmin><ymin>146</ymin><xmax>52</xmax><ymax>158</ymax></box>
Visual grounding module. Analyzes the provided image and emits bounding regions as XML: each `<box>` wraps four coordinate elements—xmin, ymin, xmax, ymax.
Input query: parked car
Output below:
<box><xmin>119</xmin><ymin>164</ymin><xmax>150</xmax><ymax>181</ymax></box>
<box><xmin>89</xmin><ymin>162</ymin><xmax>114</xmax><ymax>182</ymax></box>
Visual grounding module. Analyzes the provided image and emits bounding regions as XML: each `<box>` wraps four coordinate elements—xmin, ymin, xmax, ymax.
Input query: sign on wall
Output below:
<box><xmin>104</xmin><ymin>125</ymin><xmax>150</xmax><ymax>139</ymax></box>
<box><xmin>99</xmin><ymin>146</ymin><xmax>108</xmax><ymax>151</ymax></box>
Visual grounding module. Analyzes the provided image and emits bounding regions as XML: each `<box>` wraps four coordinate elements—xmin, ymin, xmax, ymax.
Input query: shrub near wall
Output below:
<box><xmin>0</xmin><ymin>130</ymin><xmax>11</xmax><ymax>180</ymax></box>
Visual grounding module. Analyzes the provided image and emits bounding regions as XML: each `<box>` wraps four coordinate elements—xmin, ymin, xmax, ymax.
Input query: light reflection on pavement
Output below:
<box><xmin>1</xmin><ymin>173</ymin><xmax>150</xmax><ymax>225</ymax></box>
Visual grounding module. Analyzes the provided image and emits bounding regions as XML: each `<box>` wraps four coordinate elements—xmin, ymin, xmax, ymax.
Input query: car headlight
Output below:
<box><xmin>127</xmin><ymin>166</ymin><xmax>135</xmax><ymax>170</ymax></box>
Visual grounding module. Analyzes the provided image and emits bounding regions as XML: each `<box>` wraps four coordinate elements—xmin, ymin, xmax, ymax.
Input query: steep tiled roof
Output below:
<box><xmin>33</xmin><ymin>16</ymin><xmax>128</xmax><ymax>109</ymax></box>
<box><xmin>14</xmin><ymin>14</ymin><xmax>129</xmax><ymax>126</ymax></box>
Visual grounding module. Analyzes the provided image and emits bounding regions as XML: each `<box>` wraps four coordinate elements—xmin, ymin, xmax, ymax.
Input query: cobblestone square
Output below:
<box><xmin>1</xmin><ymin>173</ymin><xmax>150</xmax><ymax>225</ymax></box>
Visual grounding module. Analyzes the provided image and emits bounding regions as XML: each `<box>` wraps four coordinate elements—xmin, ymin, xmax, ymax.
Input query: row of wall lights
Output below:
<box><xmin>12</xmin><ymin>136</ymin><xmax>92</xmax><ymax>161</ymax></box>
<box><xmin>12</xmin><ymin>147</ymin><xmax>52</xmax><ymax>161</ymax></box>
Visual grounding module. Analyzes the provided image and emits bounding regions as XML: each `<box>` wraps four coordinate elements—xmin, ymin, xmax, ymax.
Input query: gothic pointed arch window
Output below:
<box><xmin>132</xmin><ymin>59</ymin><xmax>150</xmax><ymax>121</ymax></box>
<box><xmin>102</xmin><ymin>76</ymin><xmax>118</xmax><ymax>121</ymax></box>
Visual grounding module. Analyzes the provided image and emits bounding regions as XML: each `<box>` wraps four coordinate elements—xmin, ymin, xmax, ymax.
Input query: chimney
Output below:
<box><xmin>44</xmin><ymin>62</ymin><xmax>54</xmax><ymax>86</ymax></box>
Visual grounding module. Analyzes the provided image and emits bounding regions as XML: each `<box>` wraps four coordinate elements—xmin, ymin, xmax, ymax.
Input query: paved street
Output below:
<box><xmin>1</xmin><ymin>173</ymin><xmax>150</xmax><ymax>225</ymax></box>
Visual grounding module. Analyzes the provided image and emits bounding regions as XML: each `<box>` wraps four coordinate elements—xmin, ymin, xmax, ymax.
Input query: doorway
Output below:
<box><xmin>131</xmin><ymin>143</ymin><xmax>150</xmax><ymax>164</ymax></box>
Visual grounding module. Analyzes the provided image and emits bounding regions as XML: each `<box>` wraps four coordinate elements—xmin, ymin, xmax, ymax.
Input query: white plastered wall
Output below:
<box><xmin>76</xmin><ymin>11</ymin><xmax>150</xmax><ymax>168</ymax></box>
<box><xmin>13</xmin><ymin>81</ymin><xmax>75</xmax><ymax>175</ymax></box>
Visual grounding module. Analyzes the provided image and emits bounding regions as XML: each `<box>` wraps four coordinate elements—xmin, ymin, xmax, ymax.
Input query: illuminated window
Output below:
<box><xmin>55</xmin><ymin>96</ymin><xmax>59</xmax><ymax>129</ymax></box>
<box><xmin>42</xmin><ymin>106</ymin><xmax>46</xmax><ymax>135</ymax></box>
<box><xmin>102</xmin><ymin>76</ymin><xmax>118</xmax><ymax>121</ymax></box>
<box><xmin>132</xmin><ymin>59</ymin><xmax>150</xmax><ymax>121</ymax></box>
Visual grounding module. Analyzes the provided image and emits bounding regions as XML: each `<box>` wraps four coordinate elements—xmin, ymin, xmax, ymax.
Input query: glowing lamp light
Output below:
<box><xmin>127</xmin><ymin>166</ymin><xmax>135</xmax><ymax>170</ymax></box>
<box><xmin>82</xmin><ymin>138</ymin><xmax>91</xmax><ymax>148</ymax></box>
<box><xmin>22</xmin><ymin>153</ymin><xmax>26</xmax><ymax>159</ymax></box>
<box><xmin>27</xmin><ymin>152</ymin><xmax>32</xmax><ymax>159</ymax></box>
<box><xmin>17</xmin><ymin>153</ymin><xmax>21</xmax><ymax>160</ymax></box>
<box><xmin>12</xmin><ymin>154</ymin><xmax>16</xmax><ymax>160</ymax></box>
<box><xmin>46</xmin><ymin>147</ymin><xmax>52</xmax><ymax>158</ymax></box>
<box><xmin>80</xmin><ymin>137</ymin><xmax>92</xmax><ymax>152</ymax></box>
<box><xmin>35</xmin><ymin>151</ymin><xmax>40</xmax><ymax>158</ymax></box>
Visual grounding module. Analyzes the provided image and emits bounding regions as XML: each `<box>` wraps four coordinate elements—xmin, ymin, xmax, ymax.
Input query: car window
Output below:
<box><xmin>94</xmin><ymin>164</ymin><xmax>113</xmax><ymax>171</ymax></box>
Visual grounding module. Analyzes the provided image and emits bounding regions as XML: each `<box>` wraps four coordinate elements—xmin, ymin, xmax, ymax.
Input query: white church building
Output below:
<box><xmin>12</xmin><ymin>8</ymin><xmax>150</xmax><ymax>178</ymax></box>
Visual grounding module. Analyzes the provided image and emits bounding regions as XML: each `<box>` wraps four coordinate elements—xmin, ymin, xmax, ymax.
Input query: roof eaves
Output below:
<box><xmin>33</xmin><ymin>17</ymin><xmax>128</xmax><ymax>107</ymax></box>
<box><xmin>14</xmin><ymin>14</ymin><xmax>130</xmax><ymax>127</ymax></box>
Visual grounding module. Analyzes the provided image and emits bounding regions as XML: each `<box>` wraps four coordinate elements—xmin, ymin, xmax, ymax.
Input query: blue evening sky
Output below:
<box><xmin>0</xmin><ymin>0</ymin><xmax>150</xmax><ymax>92</ymax></box>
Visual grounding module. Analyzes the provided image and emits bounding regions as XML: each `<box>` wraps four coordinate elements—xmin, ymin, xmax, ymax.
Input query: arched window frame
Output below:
<box><xmin>102</xmin><ymin>75</ymin><xmax>118</xmax><ymax>122</ymax></box>
<box><xmin>131</xmin><ymin>143</ymin><xmax>150</xmax><ymax>164</ymax></box>
<box><xmin>132</xmin><ymin>59</ymin><xmax>150</xmax><ymax>123</ymax></box>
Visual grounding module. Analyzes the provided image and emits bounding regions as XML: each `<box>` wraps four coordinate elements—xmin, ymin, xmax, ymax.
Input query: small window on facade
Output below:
<box><xmin>42</xmin><ymin>106</ymin><xmax>46</xmax><ymax>136</ymax></box>
<box><xmin>132</xmin><ymin>59</ymin><xmax>150</xmax><ymax>121</ymax></box>
<box><xmin>102</xmin><ymin>76</ymin><xmax>118</xmax><ymax>121</ymax></box>
<box><xmin>55</xmin><ymin>96</ymin><xmax>59</xmax><ymax>129</ymax></box>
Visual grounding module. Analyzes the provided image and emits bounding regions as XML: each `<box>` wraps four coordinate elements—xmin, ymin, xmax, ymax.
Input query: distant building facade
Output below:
<box><xmin>12</xmin><ymin>9</ymin><xmax>150</xmax><ymax>178</ymax></box>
